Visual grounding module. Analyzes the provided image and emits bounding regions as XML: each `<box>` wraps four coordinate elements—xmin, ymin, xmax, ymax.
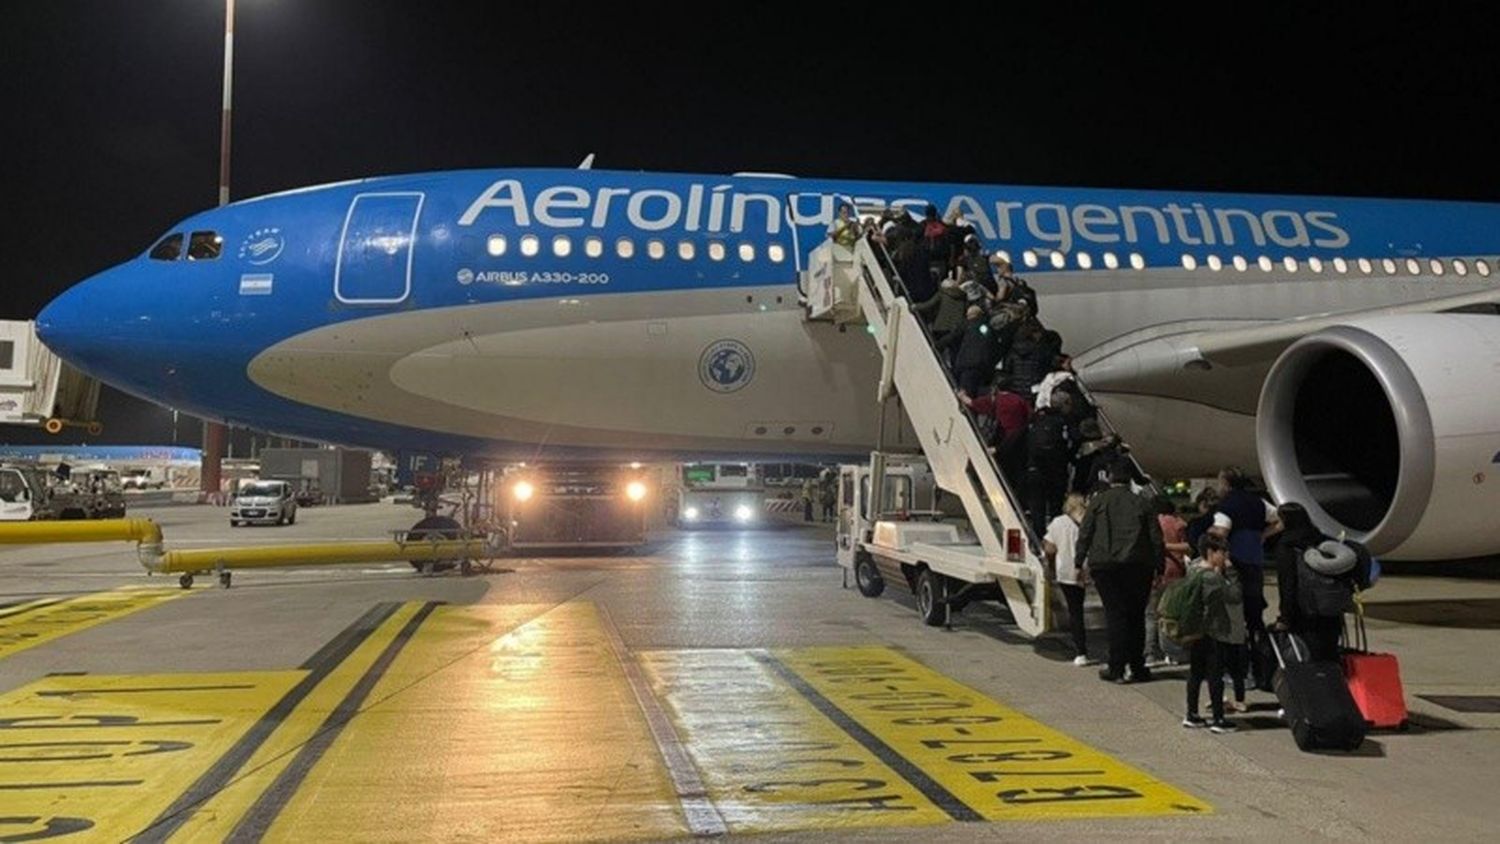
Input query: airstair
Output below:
<box><xmin>802</xmin><ymin>236</ymin><xmax>1147</xmax><ymax>638</ymax></box>
<box><xmin>0</xmin><ymin>320</ymin><xmax>102</xmax><ymax>435</ymax></box>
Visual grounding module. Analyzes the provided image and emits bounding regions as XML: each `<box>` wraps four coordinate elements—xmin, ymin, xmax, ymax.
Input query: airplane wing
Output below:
<box><xmin>1193</xmin><ymin>286</ymin><xmax>1500</xmax><ymax>367</ymax></box>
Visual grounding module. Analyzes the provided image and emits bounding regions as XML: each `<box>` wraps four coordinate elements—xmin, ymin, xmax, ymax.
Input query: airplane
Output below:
<box><xmin>35</xmin><ymin>166</ymin><xmax>1500</xmax><ymax>561</ymax></box>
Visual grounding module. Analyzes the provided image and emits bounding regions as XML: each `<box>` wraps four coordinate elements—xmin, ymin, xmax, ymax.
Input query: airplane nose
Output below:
<box><xmin>36</xmin><ymin>264</ymin><xmax>147</xmax><ymax>380</ymax></box>
<box><xmin>37</xmin><ymin>276</ymin><xmax>104</xmax><ymax>372</ymax></box>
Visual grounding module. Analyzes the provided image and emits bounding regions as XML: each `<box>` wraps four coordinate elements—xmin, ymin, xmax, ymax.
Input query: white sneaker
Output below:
<box><xmin>1073</xmin><ymin>655</ymin><xmax>1092</xmax><ymax>667</ymax></box>
<box><xmin>1145</xmin><ymin>657</ymin><xmax>1169</xmax><ymax>668</ymax></box>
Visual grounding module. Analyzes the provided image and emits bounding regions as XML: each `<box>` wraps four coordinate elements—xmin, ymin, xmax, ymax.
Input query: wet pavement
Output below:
<box><xmin>2</xmin><ymin>502</ymin><xmax>1499</xmax><ymax>841</ymax></box>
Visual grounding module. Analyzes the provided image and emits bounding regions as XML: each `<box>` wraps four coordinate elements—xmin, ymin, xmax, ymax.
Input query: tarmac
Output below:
<box><xmin>1</xmin><ymin>501</ymin><xmax>1498</xmax><ymax>842</ymax></box>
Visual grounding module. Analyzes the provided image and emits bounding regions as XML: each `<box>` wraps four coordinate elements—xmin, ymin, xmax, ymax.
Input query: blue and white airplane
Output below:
<box><xmin>37</xmin><ymin>167</ymin><xmax>1500</xmax><ymax>559</ymax></box>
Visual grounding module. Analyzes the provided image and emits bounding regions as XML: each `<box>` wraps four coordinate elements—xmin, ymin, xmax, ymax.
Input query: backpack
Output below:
<box><xmin>1158</xmin><ymin>569</ymin><xmax>1207</xmax><ymax>644</ymax></box>
<box><xmin>1027</xmin><ymin>411</ymin><xmax>1070</xmax><ymax>468</ymax></box>
<box><xmin>1298</xmin><ymin>556</ymin><xmax>1355</xmax><ymax>617</ymax></box>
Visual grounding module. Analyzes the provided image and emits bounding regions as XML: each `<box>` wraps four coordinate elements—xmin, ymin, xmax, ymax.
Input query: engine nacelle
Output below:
<box><xmin>1257</xmin><ymin>313</ymin><xmax>1500</xmax><ymax>560</ymax></box>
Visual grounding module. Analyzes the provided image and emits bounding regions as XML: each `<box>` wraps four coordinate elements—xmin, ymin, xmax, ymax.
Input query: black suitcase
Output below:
<box><xmin>1271</xmin><ymin>632</ymin><xmax>1367</xmax><ymax>751</ymax></box>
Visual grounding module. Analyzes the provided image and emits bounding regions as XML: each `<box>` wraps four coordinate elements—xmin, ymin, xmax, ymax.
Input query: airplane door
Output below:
<box><xmin>334</xmin><ymin>192</ymin><xmax>424</xmax><ymax>305</ymax></box>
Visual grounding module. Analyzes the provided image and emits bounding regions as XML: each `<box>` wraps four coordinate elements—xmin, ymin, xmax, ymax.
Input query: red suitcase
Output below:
<box><xmin>1344</xmin><ymin>614</ymin><xmax>1409</xmax><ymax>730</ymax></box>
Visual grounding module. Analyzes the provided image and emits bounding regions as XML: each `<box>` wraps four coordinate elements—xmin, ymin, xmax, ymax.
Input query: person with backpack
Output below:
<box><xmin>1273</xmin><ymin>502</ymin><xmax>1369</xmax><ymax>662</ymax></box>
<box><xmin>1145</xmin><ymin>495</ymin><xmax>1192</xmax><ymax>667</ymax></box>
<box><xmin>1076</xmin><ymin>461</ymin><xmax>1165</xmax><ymax>683</ymax></box>
<box><xmin>913</xmin><ymin>277</ymin><xmax>968</xmax><ymax>351</ymax></box>
<box><xmin>936</xmin><ymin>305</ymin><xmax>998</xmax><ymax>396</ymax></box>
<box><xmin>1025</xmin><ymin>391</ymin><xmax>1076</xmax><ymax>539</ymax></box>
<box><xmin>1181</xmin><ymin>533</ymin><xmax>1246</xmax><ymax>733</ymax></box>
<box><xmin>921</xmin><ymin>204</ymin><xmax>949</xmax><ymax>285</ymax></box>
<box><xmin>958</xmin><ymin>386</ymin><xmax>1032</xmax><ymax>483</ymax></box>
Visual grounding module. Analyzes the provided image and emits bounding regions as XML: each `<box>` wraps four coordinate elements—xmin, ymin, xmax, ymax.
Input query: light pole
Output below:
<box><xmin>199</xmin><ymin>0</ymin><xmax>234</xmax><ymax>498</ymax></box>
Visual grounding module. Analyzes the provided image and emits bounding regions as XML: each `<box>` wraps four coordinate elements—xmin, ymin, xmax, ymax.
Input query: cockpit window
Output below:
<box><xmin>188</xmin><ymin>231</ymin><xmax>223</xmax><ymax>261</ymax></box>
<box><xmin>149</xmin><ymin>233</ymin><xmax>184</xmax><ymax>261</ymax></box>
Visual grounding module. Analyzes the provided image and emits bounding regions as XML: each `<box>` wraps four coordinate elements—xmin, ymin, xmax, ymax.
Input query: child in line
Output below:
<box><xmin>1183</xmin><ymin>533</ymin><xmax>1247</xmax><ymax>733</ymax></box>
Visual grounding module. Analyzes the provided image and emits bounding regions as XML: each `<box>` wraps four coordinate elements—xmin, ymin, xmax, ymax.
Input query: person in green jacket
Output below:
<box><xmin>1075</xmin><ymin>461</ymin><xmax>1164</xmax><ymax>684</ymax></box>
<box><xmin>913</xmin><ymin>278</ymin><xmax>968</xmax><ymax>351</ymax></box>
<box><xmin>1182</xmin><ymin>533</ymin><xmax>1247</xmax><ymax>733</ymax></box>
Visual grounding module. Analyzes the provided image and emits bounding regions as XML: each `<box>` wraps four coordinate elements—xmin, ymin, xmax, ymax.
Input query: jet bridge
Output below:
<box><xmin>804</xmin><ymin>236</ymin><xmax>1149</xmax><ymax>638</ymax></box>
<box><xmin>0</xmin><ymin>320</ymin><xmax>102</xmax><ymax>435</ymax></box>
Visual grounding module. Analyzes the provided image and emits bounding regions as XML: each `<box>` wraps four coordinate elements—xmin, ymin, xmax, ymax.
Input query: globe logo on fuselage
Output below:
<box><xmin>238</xmin><ymin>227</ymin><xmax>285</xmax><ymax>265</ymax></box>
<box><xmin>699</xmin><ymin>339</ymin><xmax>755</xmax><ymax>393</ymax></box>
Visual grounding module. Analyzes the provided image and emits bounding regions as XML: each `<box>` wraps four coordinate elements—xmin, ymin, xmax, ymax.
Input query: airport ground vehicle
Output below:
<box><xmin>122</xmin><ymin>468</ymin><xmax>167</xmax><ymax>490</ymax></box>
<box><xmin>504</xmin><ymin>463</ymin><xmax>649</xmax><ymax>550</ymax></box>
<box><xmin>230</xmin><ymin>480</ymin><xmax>299</xmax><ymax>527</ymax></box>
<box><xmin>672</xmin><ymin>462</ymin><xmax>765</xmax><ymax>527</ymax></box>
<box><xmin>64</xmin><ymin>466</ymin><xmax>126</xmax><ymax>518</ymax></box>
<box><xmin>0</xmin><ymin>464</ymin><xmax>60</xmax><ymax>521</ymax></box>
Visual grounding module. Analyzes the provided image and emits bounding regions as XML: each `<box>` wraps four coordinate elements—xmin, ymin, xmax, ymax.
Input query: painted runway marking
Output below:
<box><xmin>640</xmin><ymin>649</ymin><xmax>952</xmax><ymax>834</ymax></box>
<box><xmin>216</xmin><ymin>602</ymin><xmax>689</xmax><ymax>843</ymax></box>
<box><xmin>777</xmin><ymin>646</ymin><xmax>1212</xmax><ymax>820</ymax></box>
<box><xmin>135</xmin><ymin>601</ymin><xmax>414</xmax><ymax>842</ymax></box>
<box><xmin>0</xmin><ymin>671</ymin><xmax>304</xmax><ymax>841</ymax></box>
<box><xmin>0</xmin><ymin>588</ymin><xmax>185</xmax><ymax>661</ymax></box>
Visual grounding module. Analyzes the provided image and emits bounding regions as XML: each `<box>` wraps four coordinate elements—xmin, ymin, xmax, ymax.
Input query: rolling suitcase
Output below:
<box><xmin>1343</xmin><ymin>612</ymin><xmax>1409</xmax><ymax>730</ymax></box>
<box><xmin>1271</xmin><ymin>631</ymin><xmax>1367</xmax><ymax>751</ymax></box>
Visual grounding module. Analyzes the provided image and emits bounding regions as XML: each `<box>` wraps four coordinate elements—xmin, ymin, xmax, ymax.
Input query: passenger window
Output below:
<box><xmin>1048</xmin><ymin>252</ymin><xmax>1065</xmax><ymax>269</ymax></box>
<box><xmin>520</xmin><ymin>235</ymin><xmax>540</xmax><ymax>257</ymax></box>
<box><xmin>1180</xmin><ymin>255</ymin><xmax>1197</xmax><ymax>270</ymax></box>
<box><xmin>647</xmin><ymin>240</ymin><xmax>666</xmax><ymax>260</ymax></box>
<box><xmin>1308</xmin><ymin>257</ymin><xmax>1323</xmax><ymax>273</ymax></box>
<box><xmin>1076</xmin><ymin>252</ymin><xmax>1092</xmax><ymax>269</ymax></box>
<box><xmin>1429</xmin><ymin>258</ymin><xmax>1444</xmax><ymax>275</ymax></box>
<box><xmin>584</xmin><ymin>237</ymin><xmax>603</xmax><ymax>258</ymax></box>
<box><xmin>149</xmin><ymin>233</ymin><xmax>184</xmax><ymax>261</ymax></box>
<box><xmin>1257</xmin><ymin>256</ymin><xmax>1273</xmax><ymax>272</ymax></box>
<box><xmin>678</xmin><ymin>240</ymin><xmax>696</xmax><ymax>260</ymax></box>
<box><xmin>738</xmin><ymin>242</ymin><xmax>756</xmax><ymax>262</ymax></box>
<box><xmin>708</xmin><ymin>241</ymin><xmax>726</xmax><ymax>261</ymax></box>
<box><xmin>487</xmin><ymin>234</ymin><xmax>507</xmax><ymax>256</ymax></box>
<box><xmin>188</xmin><ymin>231</ymin><xmax>223</xmax><ymax>260</ymax></box>
<box><xmin>616</xmin><ymin>238</ymin><xmax>635</xmax><ymax>259</ymax></box>
<box><xmin>1478</xmin><ymin>260</ymin><xmax>1493</xmax><ymax>277</ymax></box>
<box><xmin>1332</xmin><ymin>257</ymin><xmax>1348</xmax><ymax>273</ymax></box>
<box><xmin>1129</xmin><ymin>253</ymin><xmax>1145</xmax><ymax>270</ymax></box>
<box><xmin>1381</xmin><ymin>258</ymin><xmax>1397</xmax><ymax>274</ymax></box>
<box><xmin>1232</xmin><ymin>255</ymin><xmax>1248</xmax><ymax>272</ymax></box>
<box><xmin>1102</xmin><ymin>252</ymin><xmax>1119</xmax><ymax>269</ymax></box>
<box><xmin>1282</xmin><ymin>256</ymin><xmax>1298</xmax><ymax>273</ymax></box>
<box><xmin>1206</xmin><ymin>255</ymin><xmax>1223</xmax><ymax>271</ymax></box>
<box><xmin>1022</xmin><ymin>250</ymin><xmax>1039</xmax><ymax>268</ymax></box>
<box><xmin>553</xmin><ymin>235</ymin><xmax>572</xmax><ymax>257</ymax></box>
<box><xmin>1454</xmin><ymin>259</ymin><xmax>1469</xmax><ymax>276</ymax></box>
<box><xmin>1405</xmin><ymin>258</ymin><xmax>1420</xmax><ymax>275</ymax></box>
<box><xmin>1358</xmin><ymin>258</ymin><xmax>1373</xmax><ymax>274</ymax></box>
<box><xmin>767</xmin><ymin>243</ymin><xmax>786</xmax><ymax>263</ymax></box>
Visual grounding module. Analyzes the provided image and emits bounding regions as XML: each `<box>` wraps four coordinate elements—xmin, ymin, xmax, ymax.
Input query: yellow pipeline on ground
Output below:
<box><xmin>0</xmin><ymin>518</ymin><xmax>485</xmax><ymax>575</ymax></box>
<box><xmin>153</xmin><ymin>539</ymin><xmax>487</xmax><ymax>574</ymax></box>
<box><xmin>0</xmin><ymin>517</ymin><xmax>163</xmax><ymax>546</ymax></box>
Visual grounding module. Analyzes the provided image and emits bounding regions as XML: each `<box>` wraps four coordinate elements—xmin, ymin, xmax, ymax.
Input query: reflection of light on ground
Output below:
<box><xmin>489</xmin><ymin>621</ymin><xmax>546</xmax><ymax>680</ymax></box>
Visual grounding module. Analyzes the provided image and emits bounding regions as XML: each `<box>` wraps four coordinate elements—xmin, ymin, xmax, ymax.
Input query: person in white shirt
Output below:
<box><xmin>1044</xmin><ymin>493</ymin><xmax>1092</xmax><ymax>666</ymax></box>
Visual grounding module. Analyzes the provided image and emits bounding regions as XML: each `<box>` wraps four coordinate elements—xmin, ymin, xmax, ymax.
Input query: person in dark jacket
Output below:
<box><xmin>1214</xmin><ymin>466</ymin><xmax>1282</xmax><ymax>636</ymax></box>
<box><xmin>1184</xmin><ymin>487</ymin><xmax>1221</xmax><ymax>549</ymax></box>
<box><xmin>1025</xmin><ymin>392</ymin><xmax>1076</xmax><ymax>538</ymax></box>
<box><xmin>956</xmin><ymin>235</ymin><xmax>998</xmax><ymax>297</ymax></box>
<box><xmin>1076</xmin><ymin>461</ymin><xmax>1165</xmax><ymax>683</ymax></box>
<box><xmin>1001</xmin><ymin>320</ymin><xmax>1052</xmax><ymax>395</ymax></box>
<box><xmin>1271</xmin><ymin>501</ymin><xmax>1344</xmax><ymax>661</ymax></box>
<box><xmin>937</xmin><ymin>306</ymin><xmax>997</xmax><ymax>395</ymax></box>
<box><xmin>914</xmin><ymin>278</ymin><xmax>968</xmax><ymax>350</ymax></box>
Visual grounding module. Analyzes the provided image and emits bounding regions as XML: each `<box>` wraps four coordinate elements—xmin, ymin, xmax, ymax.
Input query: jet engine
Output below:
<box><xmin>1257</xmin><ymin>313</ymin><xmax>1500</xmax><ymax>560</ymax></box>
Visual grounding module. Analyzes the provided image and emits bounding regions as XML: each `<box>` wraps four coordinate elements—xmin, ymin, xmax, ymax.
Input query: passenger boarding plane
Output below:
<box><xmin>36</xmin><ymin>167</ymin><xmax>1500</xmax><ymax>560</ymax></box>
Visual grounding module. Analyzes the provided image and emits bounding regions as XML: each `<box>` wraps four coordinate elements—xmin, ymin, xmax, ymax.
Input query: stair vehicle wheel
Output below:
<box><xmin>855</xmin><ymin>556</ymin><xmax>885</xmax><ymax>597</ymax></box>
<box><xmin>408</xmin><ymin>515</ymin><xmax>461</xmax><ymax>572</ymax></box>
<box><xmin>179</xmin><ymin>574</ymin><xmax>194</xmax><ymax>589</ymax></box>
<box><xmin>916</xmin><ymin>570</ymin><xmax>949</xmax><ymax>627</ymax></box>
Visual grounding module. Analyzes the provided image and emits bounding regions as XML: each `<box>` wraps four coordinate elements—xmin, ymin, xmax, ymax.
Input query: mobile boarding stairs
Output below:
<box><xmin>802</xmin><ymin>235</ymin><xmax>1149</xmax><ymax>638</ymax></box>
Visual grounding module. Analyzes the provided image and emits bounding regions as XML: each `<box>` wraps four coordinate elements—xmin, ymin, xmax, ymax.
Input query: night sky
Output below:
<box><xmin>4</xmin><ymin>2</ymin><xmax>1499</xmax><ymax>444</ymax></box>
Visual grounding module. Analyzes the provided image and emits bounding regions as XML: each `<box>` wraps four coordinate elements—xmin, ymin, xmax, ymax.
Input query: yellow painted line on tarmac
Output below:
<box><xmin>255</xmin><ymin>602</ymin><xmax>689</xmax><ymax>843</ymax></box>
<box><xmin>0</xmin><ymin>670</ymin><xmax>303</xmax><ymax>842</ymax></box>
<box><xmin>155</xmin><ymin>601</ymin><xmax>428</xmax><ymax>842</ymax></box>
<box><xmin>640</xmin><ymin>649</ymin><xmax>953</xmax><ymax>834</ymax></box>
<box><xmin>776</xmin><ymin>646</ymin><xmax>1212</xmax><ymax>820</ymax></box>
<box><xmin>0</xmin><ymin>588</ymin><xmax>185</xmax><ymax>661</ymax></box>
